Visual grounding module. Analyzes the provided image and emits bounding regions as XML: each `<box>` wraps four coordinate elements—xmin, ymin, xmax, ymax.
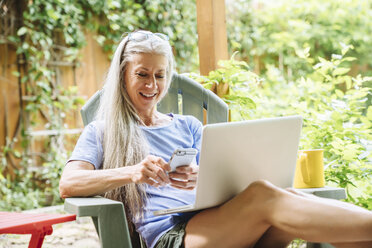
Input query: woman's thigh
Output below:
<box><xmin>184</xmin><ymin>180</ymin><xmax>281</xmax><ymax>248</ymax></box>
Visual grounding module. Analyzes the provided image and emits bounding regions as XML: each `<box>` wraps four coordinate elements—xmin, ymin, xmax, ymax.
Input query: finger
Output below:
<box><xmin>175</xmin><ymin>164</ymin><xmax>198</xmax><ymax>173</ymax></box>
<box><xmin>170</xmin><ymin>179</ymin><xmax>196</xmax><ymax>190</ymax></box>
<box><xmin>188</xmin><ymin>173</ymin><xmax>198</xmax><ymax>181</ymax></box>
<box><xmin>134</xmin><ymin>170</ymin><xmax>160</xmax><ymax>187</ymax></box>
<box><xmin>169</xmin><ymin>172</ymin><xmax>198</xmax><ymax>181</ymax></box>
<box><xmin>175</xmin><ymin>165</ymin><xmax>192</xmax><ymax>173</ymax></box>
<box><xmin>169</xmin><ymin>178</ymin><xmax>196</xmax><ymax>188</ymax></box>
<box><xmin>140</xmin><ymin>161</ymin><xmax>163</xmax><ymax>182</ymax></box>
<box><xmin>148</xmin><ymin>156</ymin><xmax>168</xmax><ymax>172</ymax></box>
<box><xmin>132</xmin><ymin>164</ymin><xmax>153</xmax><ymax>183</ymax></box>
<box><xmin>144</xmin><ymin>177</ymin><xmax>160</xmax><ymax>187</ymax></box>
<box><xmin>135</xmin><ymin>158</ymin><xmax>165</xmax><ymax>185</ymax></box>
<box><xmin>153</xmin><ymin>157</ymin><xmax>171</xmax><ymax>182</ymax></box>
<box><xmin>168</xmin><ymin>172</ymin><xmax>188</xmax><ymax>181</ymax></box>
<box><xmin>146</xmin><ymin>161</ymin><xmax>169</xmax><ymax>185</ymax></box>
<box><xmin>156</xmin><ymin>157</ymin><xmax>171</xmax><ymax>172</ymax></box>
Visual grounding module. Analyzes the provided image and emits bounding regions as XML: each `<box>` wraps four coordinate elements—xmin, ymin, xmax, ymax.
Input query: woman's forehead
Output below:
<box><xmin>129</xmin><ymin>53</ymin><xmax>168</xmax><ymax>70</ymax></box>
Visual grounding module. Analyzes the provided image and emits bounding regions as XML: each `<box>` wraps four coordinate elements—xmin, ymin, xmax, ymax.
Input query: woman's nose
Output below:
<box><xmin>145</xmin><ymin>75</ymin><xmax>158</xmax><ymax>89</ymax></box>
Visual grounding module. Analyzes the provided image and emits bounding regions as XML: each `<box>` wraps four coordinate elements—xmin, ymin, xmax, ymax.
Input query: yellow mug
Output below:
<box><xmin>293</xmin><ymin>149</ymin><xmax>325</xmax><ymax>188</ymax></box>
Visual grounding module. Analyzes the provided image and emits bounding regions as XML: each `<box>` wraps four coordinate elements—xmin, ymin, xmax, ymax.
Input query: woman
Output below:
<box><xmin>59</xmin><ymin>30</ymin><xmax>372</xmax><ymax>248</ymax></box>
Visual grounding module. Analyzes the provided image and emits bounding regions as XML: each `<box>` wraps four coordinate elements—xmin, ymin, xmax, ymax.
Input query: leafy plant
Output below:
<box><xmin>226</xmin><ymin>0</ymin><xmax>372</xmax><ymax>79</ymax></box>
<box><xmin>78</xmin><ymin>0</ymin><xmax>198</xmax><ymax>72</ymax></box>
<box><xmin>190</xmin><ymin>47</ymin><xmax>371</xmax><ymax>209</ymax></box>
<box><xmin>187</xmin><ymin>55</ymin><xmax>260</xmax><ymax>118</ymax></box>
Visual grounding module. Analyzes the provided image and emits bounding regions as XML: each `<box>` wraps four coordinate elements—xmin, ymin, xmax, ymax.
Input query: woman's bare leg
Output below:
<box><xmin>254</xmin><ymin>226</ymin><xmax>296</xmax><ymax>248</ymax></box>
<box><xmin>184</xmin><ymin>180</ymin><xmax>279</xmax><ymax>248</ymax></box>
<box><xmin>254</xmin><ymin>228</ymin><xmax>372</xmax><ymax>248</ymax></box>
<box><xmin>184</xmin><ymin>180</ymin><xmax>372</xmax><ymax>248</ymax></box>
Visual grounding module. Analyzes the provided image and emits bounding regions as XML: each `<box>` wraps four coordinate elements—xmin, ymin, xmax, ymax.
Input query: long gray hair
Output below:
<box><xmin>96</xmin><ymin>30</ymin><xmax>174</xmax><ymax>222</ymax></box>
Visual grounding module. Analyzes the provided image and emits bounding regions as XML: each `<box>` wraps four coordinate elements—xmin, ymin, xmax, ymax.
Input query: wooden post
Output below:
<box><xmin>196</xmin><ymin>0</ymin><xmax>230</xmax><ymax>121</ymax></box>
<box><xmin>196</xmin><ymin>0</ymin><xmax>229</xmax><ymax>76</ymax></box>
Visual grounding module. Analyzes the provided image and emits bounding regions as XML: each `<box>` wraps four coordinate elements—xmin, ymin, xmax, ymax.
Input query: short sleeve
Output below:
<box><xmin>68</xmin><ymin>121</ymin><xmax>104</xmax><ymax>169</ymax></box>
<box><xmin>188</xmin><ymin>116</ymin><xmax>203</xmax><ymax>163</ymax></box>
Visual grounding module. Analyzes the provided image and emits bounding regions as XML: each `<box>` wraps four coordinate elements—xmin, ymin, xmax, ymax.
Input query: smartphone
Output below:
<box><xmin>169</xmin><ymin>148</ymin><xmax>198</xmax><ymax>172</ymax></box>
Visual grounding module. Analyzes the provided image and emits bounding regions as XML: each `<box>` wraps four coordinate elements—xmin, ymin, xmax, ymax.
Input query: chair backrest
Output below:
<box><xmin>80</xmin><ymin>73</ymin><xmax>228</xmax><ymax>126</ymax></box>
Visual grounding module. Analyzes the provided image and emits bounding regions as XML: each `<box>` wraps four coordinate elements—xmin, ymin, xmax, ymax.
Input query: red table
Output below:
<box><xmin>0</xmin><ymin>211</ymin><xmax>76</xmax><ymax>248</ymax></box>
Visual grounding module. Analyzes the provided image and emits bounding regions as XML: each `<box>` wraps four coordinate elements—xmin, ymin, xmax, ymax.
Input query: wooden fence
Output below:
<box><xmin>0</xmin><ymin>32</ymin><xmax>110</xmax><ymax>170</ymax></box>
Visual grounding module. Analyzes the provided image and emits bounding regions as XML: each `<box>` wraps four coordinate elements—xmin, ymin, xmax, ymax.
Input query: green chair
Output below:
<box><xmin>64</xmin><ymin>73</ymin><xmax>228</xmax><ymax>248</ymax></box>
<box><xmin>64</xmin><ymin>73</ymin><xmax>345</xmax><ymax>248</ymax></box>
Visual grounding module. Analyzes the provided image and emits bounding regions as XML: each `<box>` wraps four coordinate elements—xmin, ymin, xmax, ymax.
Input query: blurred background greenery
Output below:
<box><xmin>0</xmin><ymin>0</ymin><xmax>371</xmax><ymax>212</ymax></box>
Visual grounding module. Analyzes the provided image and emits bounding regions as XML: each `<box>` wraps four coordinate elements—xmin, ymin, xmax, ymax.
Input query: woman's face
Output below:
<box><xmin>124</xmin><ymin>53</ymin><xmax>168</xmax><ymax>116</ymax></box>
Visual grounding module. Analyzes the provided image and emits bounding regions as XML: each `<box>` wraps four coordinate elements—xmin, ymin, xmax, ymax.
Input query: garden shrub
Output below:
<box><xmin>190</xmin><ymin>47</ymin><xmax>371</xmax><ymax>209</ymax></box>
<box><xmin>227</xmin><ymin>0</ymin><xmax>372</xmax><ymax>79</ymax></box>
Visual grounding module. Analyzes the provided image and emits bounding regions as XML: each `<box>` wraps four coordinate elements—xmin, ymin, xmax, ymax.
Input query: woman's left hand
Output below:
<box><xmin>168</xmin><ymin>164</ymin><xmax>198</xmax><ymax>190</ymax></box>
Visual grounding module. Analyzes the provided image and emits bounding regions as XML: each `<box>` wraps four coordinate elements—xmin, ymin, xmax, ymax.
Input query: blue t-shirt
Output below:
<box><xmin>68</xmin><ymin>113</ymin><xmax>203</xmax><ymax>248</ymax></box>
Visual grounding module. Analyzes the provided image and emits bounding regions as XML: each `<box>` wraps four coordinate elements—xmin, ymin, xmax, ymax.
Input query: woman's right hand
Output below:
<box><xmin>131</xmin><ymin>155</ymin><xmax>171</xmax><ymax>187</ymax></box>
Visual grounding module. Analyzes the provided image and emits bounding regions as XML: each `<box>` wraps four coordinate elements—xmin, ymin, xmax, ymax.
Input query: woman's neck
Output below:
<box><xmin>138</xmin><ymin>111</ymin><xmax>171</xmax><ymax>127</ymax></box>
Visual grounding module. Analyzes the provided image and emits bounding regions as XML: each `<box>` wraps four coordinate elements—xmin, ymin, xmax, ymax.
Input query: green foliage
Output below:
<box><xmin>227</xmin><ymin>0</ymin><xmax>372</xmax><ymax>78</ymax></box>
<box><xmin>1</xmin><ymin>0</ymin><xmax>86</xmax><ymax>210</ymax></box>
<box><xmin>191</xmin><ymin>48</ymin><xmax>371</xmax><ymax>209</ymax></box>
<box><xmin>0</xmin><ymin>149</ymin><xmax>68</xmax><ymax>211</ymax></box>
<box><xmin>188</xmin><ymin>56</ymin><xmax>260</xmax><ymax>118</ymax></box>
<box><xmin>78</xmin><ymin>0</ymin><xmax>198</xmax><ymax>72</ymax></box>
<box><xmin>2</xmin><ymin>0</ymin><xmax>198</xmax><ymax>211</ymax></box>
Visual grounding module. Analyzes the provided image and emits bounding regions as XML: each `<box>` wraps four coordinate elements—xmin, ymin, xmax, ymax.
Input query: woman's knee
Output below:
<box><xmin>241</xmin><ymin>179</ymin><xmax>283</xmax><ymax>203</ymax></box>
<box><xmin>222</xmin><ymin>180</ymin><xmax>284</xmax><ymax>216</ymax></box>
<box><xmin>245</xmin><ymin>179</ymin><xmax>279</xmax><ymax>194</ymax></box>
<box><xmin>224</xmin><ymin>180</ymin><xmax>285</xmax><ymax>223</ymax></box>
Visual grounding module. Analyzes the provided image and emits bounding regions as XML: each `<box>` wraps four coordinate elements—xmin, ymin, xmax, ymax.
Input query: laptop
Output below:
<box><xmin>153</xmin><ymin>115</ymin><xmax>303</xmax><ymax>216</ymax></box>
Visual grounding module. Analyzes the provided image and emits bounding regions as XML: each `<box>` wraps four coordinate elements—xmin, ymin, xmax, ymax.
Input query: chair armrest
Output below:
<box><xmin>64</xmin><ymin>196</ymin><xmax>123</xmax><ymax>217</ymax></box>
<box><xmin>64</xmin><ymin>197</ymin><xmax>132</xmax><ymax>248</ymax></box>
<box><xmin>298</xmin><ymin>187</ymin><xmax>346</xmax><ymax>200</ymax></box>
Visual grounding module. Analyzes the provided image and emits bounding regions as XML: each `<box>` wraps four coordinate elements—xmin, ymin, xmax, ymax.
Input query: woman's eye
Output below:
<box><xmin>136</xmin><ymin>73</ymin><xmax>147</xmax><ymax>77</ymax></box>
<box><xmin>156</xmin><ymin>75</ymin><xmax>165</xmax><ymax>79</ymax></box>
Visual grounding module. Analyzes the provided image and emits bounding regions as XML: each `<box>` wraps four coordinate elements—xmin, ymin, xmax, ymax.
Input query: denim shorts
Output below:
<box><xmin>155</xmin><ymin>222</ymin><xmax>187</xmax><ymax>248</ymax></box>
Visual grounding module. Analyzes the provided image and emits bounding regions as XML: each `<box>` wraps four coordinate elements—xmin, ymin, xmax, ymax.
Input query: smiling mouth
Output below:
<box><xmin>140</xmin><ymin>92</ymin><xmax>157</xmax><ymax>98</ymax></box>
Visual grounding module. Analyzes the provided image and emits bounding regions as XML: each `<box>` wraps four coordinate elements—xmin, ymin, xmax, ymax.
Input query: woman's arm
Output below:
<box><xmin>59</xmin><ymin>160</ymin><xmax>134</xmax><ymax>198</ymax></box>
<box><xmin>59</xmin><ymin>155</ymin><xmax>171</xmax><ymax>198</ymax></box>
